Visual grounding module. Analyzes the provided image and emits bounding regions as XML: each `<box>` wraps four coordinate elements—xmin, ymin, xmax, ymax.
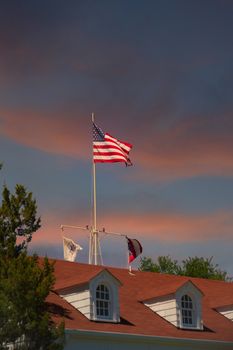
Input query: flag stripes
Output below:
<box><xmin>93</xmin><ymin>122</ymin><xmax>132</xmax><ymax>165</ymax></box>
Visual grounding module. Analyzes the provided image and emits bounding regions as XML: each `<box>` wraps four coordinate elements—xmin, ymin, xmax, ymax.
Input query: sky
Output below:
<box><xmin>1</xmin><ymin>0</ymin><xmax>233</xmax><ymax>274</ymax></box>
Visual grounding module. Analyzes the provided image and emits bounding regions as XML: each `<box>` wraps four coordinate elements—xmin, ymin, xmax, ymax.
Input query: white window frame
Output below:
<box><xmin>95</xmin><ymin>284</ymin><xmax>112</xmax><ymax>320</ymax></box>
<box><xmin>181</xmin><ymin>294</ymin><xmax>196</xmax><ymax>328</ymax></box>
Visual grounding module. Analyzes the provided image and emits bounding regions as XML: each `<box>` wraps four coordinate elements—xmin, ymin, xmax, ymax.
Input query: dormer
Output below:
<box><xmin>143</xmin><ymin>280</ymin><xmax>204</xmax><ymax>330</ymax></box>
<box><xmin>58</xmin><ymin>269</ymin><xmax>122</xmax><ymax>323</ymax></box>
<box><xmin>176</xmin><ymin>280</ymin><xmax>203</xmax><ymax>329</ymax></box>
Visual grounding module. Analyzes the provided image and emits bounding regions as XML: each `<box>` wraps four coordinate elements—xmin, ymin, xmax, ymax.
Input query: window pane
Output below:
<box><xmin>104</xmin><ymin>309</ymin><xmax>109</xmax><ymax>316</ymax></box>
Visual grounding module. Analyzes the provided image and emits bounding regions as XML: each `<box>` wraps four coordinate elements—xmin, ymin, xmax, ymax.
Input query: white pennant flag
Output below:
<box><xmin>63</xmin><ymin>236</ymin><xmax>83</xmax><ymax>262</ymax></box>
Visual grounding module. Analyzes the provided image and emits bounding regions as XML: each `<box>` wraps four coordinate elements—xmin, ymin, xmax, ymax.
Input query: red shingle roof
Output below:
<box><xmin>47</xmin><ymin>259</ymin><xmax>233</xmax><ymax>343</ymax></box>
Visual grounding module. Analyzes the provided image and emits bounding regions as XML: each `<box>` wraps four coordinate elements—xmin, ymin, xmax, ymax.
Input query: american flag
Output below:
<box><xmin>93</xmin><ymin>122</ymin><xmax>133</xmax><ymax>165</ymax></box>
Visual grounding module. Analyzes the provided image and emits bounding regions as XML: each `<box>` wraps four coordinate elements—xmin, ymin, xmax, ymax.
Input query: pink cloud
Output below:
<box><xmin>1</xmin><ymin>109</ymin><xmax>233</xmax><ymax>180</ymax></box>
<box><xmin>134</xmin><ymin>114</ymin><xmax>233</xmax><ymax>180</ymax></box>
<box><xmin>1</xmin><ymin>109</ymin><xmax>89</xmax><ymax>159</ymax></box>
<box><xmin>97</xmin><ymin>210</ymin><xmax>233</xmax><ymax>242</ymax></box>
<box><xmin>31</xmin><ymin>210</ymin><xmax>90</xmax><ymax>245</ymax></box>
<box><xmin>32</xmin><ymin>209</ymin><xmax>233</xmax><ymax>245</ymax></box>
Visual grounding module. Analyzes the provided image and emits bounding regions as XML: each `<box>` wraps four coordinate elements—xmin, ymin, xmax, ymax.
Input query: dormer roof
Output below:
<box><xmin>176</xmin><ymin>279</ymin><xmax>204</xmax><ymax>296</ymax></box>
<box><xmin>141</xmin><ymin>279</ymin><xmax>204</xmax><ymax>303</ymax></box>
<box><xmin>53</xmin><ymin>260</ymin><xmax>122</xmax><ymax>292</ymax></box>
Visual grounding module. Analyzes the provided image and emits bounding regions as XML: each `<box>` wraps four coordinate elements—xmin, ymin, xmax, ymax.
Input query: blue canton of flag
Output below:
<box><xmin>93</xmin><ymin>123</ymin><xmax>105</xmax><ymax>141</ymax></box>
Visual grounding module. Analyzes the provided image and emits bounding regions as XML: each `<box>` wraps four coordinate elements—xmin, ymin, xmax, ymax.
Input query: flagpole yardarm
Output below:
<box><xmin>60</xmin><ymin>225</ymin><xmax>142</xmax><ymax>266</ymax></box>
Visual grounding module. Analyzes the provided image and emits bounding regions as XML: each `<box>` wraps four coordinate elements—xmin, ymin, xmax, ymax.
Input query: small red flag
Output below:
<box><xmin>127</xmin><ymin>237</ymin><xmax>143</xmax><ymax>263</ymax></box>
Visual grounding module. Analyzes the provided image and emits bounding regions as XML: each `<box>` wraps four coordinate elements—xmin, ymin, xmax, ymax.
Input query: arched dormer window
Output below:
<box><xmin>181</xmin><ymin>294</ymin><xmax>196</xmax><ymax>327</ymax></box>
<box><xmin>95</xmin><ymin>284</ymin><xmax>111</xmax><ymax>319</ymax></box>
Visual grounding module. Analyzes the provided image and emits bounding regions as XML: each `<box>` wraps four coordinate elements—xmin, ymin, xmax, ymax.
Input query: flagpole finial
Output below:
<box><xmin>91</xmin><ymin>113</ymin><xmax>95</xmax><ymax>122</ymax></box>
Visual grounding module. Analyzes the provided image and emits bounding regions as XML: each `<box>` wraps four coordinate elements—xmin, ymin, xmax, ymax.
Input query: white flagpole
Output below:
<box><xmin>92</xmin><ymin>113</ymin><xmax>97</xmax><ymax>233</ymax></box>
<box><xmin>91</xmin><ymin>113</ymin><xmax>99</xmax><ymax>265</ymax></box>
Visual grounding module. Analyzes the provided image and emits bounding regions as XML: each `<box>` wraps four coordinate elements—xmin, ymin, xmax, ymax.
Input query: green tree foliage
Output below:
<box><xmin>139</xmin><ymin>255</ymin><xmax>229</xmax><ymax>281</ymax></box>
<box><xmin>0</xmin><ymin>184</ymin><xmax>64</xmax><ymax>349</ymax></box>
<box><xmin>139</xmin><ymin>256</ymin><xmax>182</xmax><ymax>275</ymax></box>
<box><xmin>0</xmin><ymin>185</ymin><xmax>41</xmax><ymax>258</ymax></box>
<box><xmin>182</xmin><ymin>256</ymin><xmax>228</xmax><ymax>280</ymax></box>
